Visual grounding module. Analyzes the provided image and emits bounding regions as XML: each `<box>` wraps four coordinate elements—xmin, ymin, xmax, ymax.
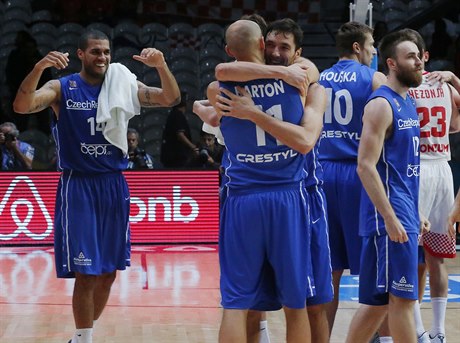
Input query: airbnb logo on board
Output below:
<box><xmin>0</xmin><ymin>176</ymin><xmax>54</xmax><ymax>240</ymax></box>
<box><xmin>130</xmin><ymin>186</ymin><xmax>199</xmax><ymax>223</ymax></box>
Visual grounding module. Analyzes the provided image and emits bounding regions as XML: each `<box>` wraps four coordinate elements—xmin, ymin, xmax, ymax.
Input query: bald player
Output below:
<box><xmin>207</xmin><ymin>20</ymin><xmax>325</xmax><ymax>343</ymax></box>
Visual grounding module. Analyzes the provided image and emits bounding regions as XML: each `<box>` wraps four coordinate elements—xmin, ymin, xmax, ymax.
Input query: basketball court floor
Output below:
<box><xmin>1</xmin><ymin>245</ymin><xmax>459</xmax><ymax>342</ymax></box>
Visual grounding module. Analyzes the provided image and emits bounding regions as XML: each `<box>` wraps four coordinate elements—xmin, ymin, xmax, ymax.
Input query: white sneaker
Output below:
<box><xmin>430</xmin><ymin>333</ymin><xmax>446</xmax><ymax>343</ymax></box>
<box><xmin>418</xmin><ymin>332</ymin><xmax>430</xmax><ymax>343</ymax></box>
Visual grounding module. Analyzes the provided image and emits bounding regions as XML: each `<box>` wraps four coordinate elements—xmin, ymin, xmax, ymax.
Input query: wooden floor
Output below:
<box><xmin>1</xmin><ymin>245</ymin><xmax>459</xmax><ymax>343</ymax></box>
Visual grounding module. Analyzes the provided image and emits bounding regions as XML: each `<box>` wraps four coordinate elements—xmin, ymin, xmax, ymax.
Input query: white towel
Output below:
<box><xmin>97</xmin><ymin>62</ymin><xmax>141</xmax><ymax>156</ymax></box>
<box><xmin>202</xmin><ymin>122</ymin><xmax>225</xmax><ymax>146</ymax></box>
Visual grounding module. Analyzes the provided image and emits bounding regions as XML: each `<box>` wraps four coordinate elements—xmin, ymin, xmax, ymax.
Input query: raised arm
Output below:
<box><xmin>134</xmin><ymin>48</ymin><xmax>181</xmax><ymax>107</ymax></box>
<box><xmin>357</xmin><ymin>98</ymin><xmax>408</xmax><ymax>243</ymax></box>
<box><xmin>13</xmin><ymin>51</ymin><xmax>68</xmax><ymax>117</ymax></box>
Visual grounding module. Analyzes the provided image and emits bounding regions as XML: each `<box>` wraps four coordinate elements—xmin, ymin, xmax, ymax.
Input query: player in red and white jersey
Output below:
<box><xmin>405</xmin><ymin>29</ymin><xmax>460</xmax><ymax>343</ymax></box>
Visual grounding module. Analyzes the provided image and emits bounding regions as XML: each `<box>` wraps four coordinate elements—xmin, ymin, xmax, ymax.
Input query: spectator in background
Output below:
<box><xmin>0</xmin><ymin>122</ymin><xmax>34</xmax><ymax>170</ymax></box>
<box><xmin>429</xmin><ymin>18</ymin><xmax>455</xmax><ymax>71</ymax></box>
<box><xmin>161</xmin><ymin>94</ymin><xmax>199</xmax><ymax>168</ymax></box>
<box><xmin>6</xmin><ymin>31</ymin><xmax>53</xmax><ymax>135</ymax></box>
<box><xmin>188</xmin><ymin>130</ymin><xmax>223</xmax><ymax>170</ymax></box>
<box><xmin>127</xmin><ymin>128</ymin><xmax>159</xmax><ymax>169</ymax></box>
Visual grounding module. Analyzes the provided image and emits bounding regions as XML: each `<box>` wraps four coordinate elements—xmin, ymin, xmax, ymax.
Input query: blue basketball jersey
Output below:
<box><xmin>318</xmin><ymin>60</ymin><xmax>376</xmax><ymax>161</ymax></box>
<box><xmin>52</xmin><ymin>73</ymin><xmax>128</xmax><ymax>173</ymax></box>
<box><xmin>360</xmin><ymin>86</ymin><xmax>420</xmax><ymax>236</ymax></box>
<box><xmin>219</xmin><ymin>79</ymin><xmax>306</xmax><ymax>190</ymax></box>
<box><xmin>304</xmin><ymin>140</ymin><xmax>324</xmax><ymax>188</ymax></box>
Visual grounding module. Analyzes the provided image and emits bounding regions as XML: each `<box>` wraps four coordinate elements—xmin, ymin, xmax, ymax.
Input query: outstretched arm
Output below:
<box><xmin>193</xmin><ymin>99</ymin><xmax>220</xmax><ymax>127</ymax></box>
<box><xmin>211</xmin><ymin>84</ymin><xmax>325</xmax><ymax>154</ymax></box>
<box><xmin>215</xmin><ymin>58</ymin><xmax>319</xmax><ymax>96</ymax></box>
<box><xmin>427</xmin><ymin>71</ymin><xmax>460</xmax><ymax>98</ymax></box>
<box><xmin>13</xmin><ymin>51</ymin><xmax>67</xmax><ymax>117</ymax></box>
<box><xmin>134</xmin><ymin>48</ymin><xmax>181</xmax><ymax>107</ymax></box>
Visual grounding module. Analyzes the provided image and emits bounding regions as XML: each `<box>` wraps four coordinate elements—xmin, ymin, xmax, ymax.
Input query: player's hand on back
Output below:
<box><xmin>427</xmin><ymin>71</ymin><xmax>453</xmax><ymax>85</ymax></box>
<box><xmin>283</xmin><ymin>64</ymin><xmax>309</xmax><ymax>96</ymax></box>
<box><xmin>217</xmin><ymin>86</ymin><xmax>258</xmax><ymax>120</ymax></box>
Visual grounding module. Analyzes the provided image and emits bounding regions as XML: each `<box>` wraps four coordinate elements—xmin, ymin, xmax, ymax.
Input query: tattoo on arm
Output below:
<box><xmin>142</xmin><ymin>88</ymin><xmax>161</xmax><ymax>107</ymax></box>
<box><xmin>27</xmin><ymin>102</ymin><xmax>47</xmax><ymax>113</ymax></box>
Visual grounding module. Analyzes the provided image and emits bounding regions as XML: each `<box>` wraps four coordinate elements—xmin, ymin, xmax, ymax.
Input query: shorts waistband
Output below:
<box><xmin>62</xmin><ymin>169</ymin><xmax>123</xmax><ymax>178</ymax></box>
<box><xmin>226</xmin><ymin>181</ymin><xmax>303</xmax><ymax>196</ymax></box>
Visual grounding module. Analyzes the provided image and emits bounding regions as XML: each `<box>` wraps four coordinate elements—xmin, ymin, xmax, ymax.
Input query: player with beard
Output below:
<box><xmin>345</xmin><ymin>31</ymin><xmax>424</xmax><ymax>343</ymax></box>
<box><xmin>13</xmin><ymin>30</ymin><xmax>180</xmax><ymax>343</ymax></box>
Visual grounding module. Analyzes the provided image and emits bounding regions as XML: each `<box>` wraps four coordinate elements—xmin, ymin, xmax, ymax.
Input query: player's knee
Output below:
<box><xmin>307</xmin><ymin>304</ymin><xmax>325</xmax><ymax>317</ymax></box>
<box><xmin>98</xmin><ymin>271</ymin><xmax>117</xmax><ymax>288</ymax></box>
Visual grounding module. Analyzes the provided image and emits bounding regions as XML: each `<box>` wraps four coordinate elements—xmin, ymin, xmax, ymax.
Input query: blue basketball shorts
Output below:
<box><xmin>54</xmin><ymin>170</ymin><xmax>131</xmax><ymax>278</ymax></box>
<box><xmin>322</xmin><ymin>161</ymin><xmax>362</xmax><ymax>274</ymax></box>
<box><xmin>219</xmin><ymin>183</ymin><xmax>314</xmax><ymax>310</ymax></box>
<box><xmin>359</xmin><ymin>234</ymin><xmax>418</xmax><ymax>305</ymax></box>
<box><xmin>306</xmin><ymin>185</ymin><xmax>333</xmax><ymax>306</ymax></box>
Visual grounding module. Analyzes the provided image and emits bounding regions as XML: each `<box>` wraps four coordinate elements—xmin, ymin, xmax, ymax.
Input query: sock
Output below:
<box><xmin>72</xmin><ymin>328</ymin><xmax>93</xmax><ymax>343</ymax></box>
<box><xmin>414</xmin><ymin>300</ymin><xmax>426</xmax><ymax>336</ymax></box>
<box><xmin>430</xmin><ymin>297</ymin><xmax>447</xmax><ymax>336</ymax></box>
<box><xmin>259</xmin><ymin>320</ymin><xmax>270</xmax><ymax>343</ymax></box>
<box><xmin>379</xmin><ymin>337</ymin><xmax>394</xmax><ymax>343</ymax></box>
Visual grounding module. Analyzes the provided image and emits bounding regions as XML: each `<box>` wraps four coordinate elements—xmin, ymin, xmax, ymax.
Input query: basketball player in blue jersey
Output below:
<box><xmin>210</xmin><ymin>18</ymin><xmax>332</xmax><ymax>343</ymax></box>
<box><xmin>207</xmin><ymin>19</ymin><xmax>325</xmax><ymax>343</ymax></box>
<box><xmin>13</xmin><ymin>30</ymin><xmax>180</xmax><ymax>343</ymax></box>
<box><xmin>345</xmin><ymin>31</ymin><xmax>423</xmax><ymax>343</ymax></box>
<box><xmin>316</xmin><ymin>21</ymin><xmax>387</xmax><ymax>334</ymax></box>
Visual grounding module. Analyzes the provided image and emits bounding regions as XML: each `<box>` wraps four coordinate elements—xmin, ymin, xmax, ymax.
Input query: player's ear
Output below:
<box><xmin>259</xmin><ymin>36</ymin><xmax>265</xmax><ymax>51</ymax></box>
<box><xmin>386</xmin><ymin>57</ymin><xmax>396</xmax><ymax>71</ymax></box>
<box><xmin>295</xmin><ymin>47</ymin><xmax>302</xmax><ymax>59</ymax></box>
<box><xmin>224</xmin><ymin>45</ymin><xmax>235</xmax><ymax>59</ymax></box>
<box><xmin>352</xmin><ymin>41</ymin><xmax>360</xmax><ymax>55</ymax></box>
<box><xmin>77</xmin><ymin>48</ymin><xmax>84</xmax><ymax>61</ymax></box>
<box><xmin>423</xmin><ymin>50</ymin><xmax>429</xmax><ymax>63</ymax></box>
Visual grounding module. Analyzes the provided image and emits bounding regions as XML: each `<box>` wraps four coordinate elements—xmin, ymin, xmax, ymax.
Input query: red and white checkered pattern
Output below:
<box><xmin>143</xmin><ymin>0</ymin><xmax>320</xmax><ymax>23</ymax></box>
<box><xmin>423</xmin><ymin>231</ymin><xmax>457</xmax><ymax>258</ymax></box>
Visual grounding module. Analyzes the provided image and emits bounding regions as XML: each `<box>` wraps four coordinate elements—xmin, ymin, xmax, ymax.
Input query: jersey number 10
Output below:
<box><xmin>324</xmin><ymin>88</ymin><xmax>353</xmax><ymax>125</ymax></box>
